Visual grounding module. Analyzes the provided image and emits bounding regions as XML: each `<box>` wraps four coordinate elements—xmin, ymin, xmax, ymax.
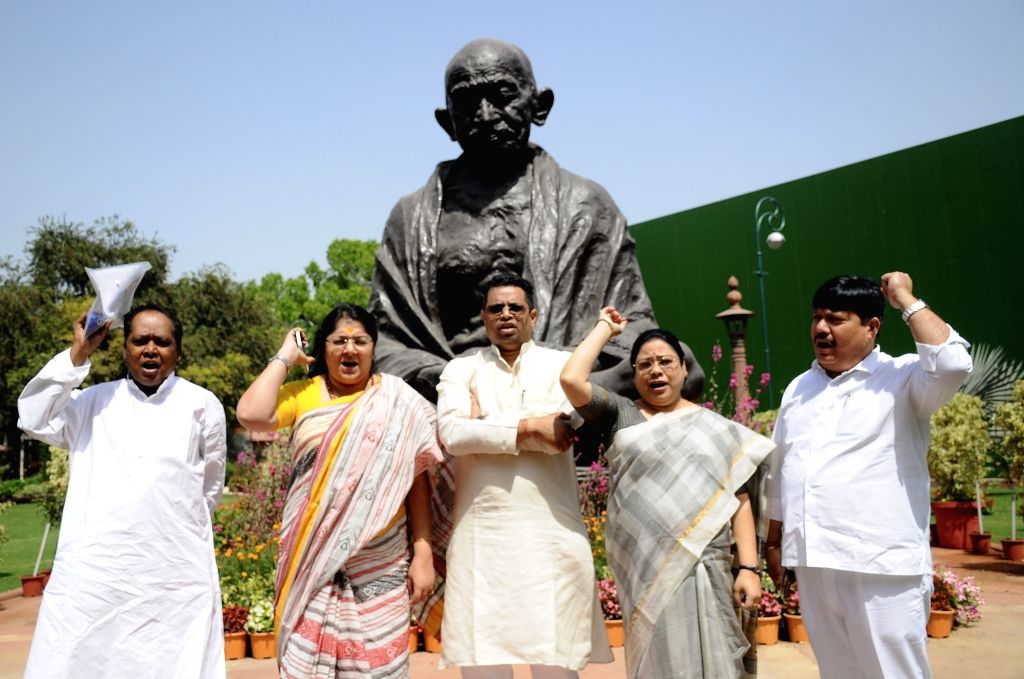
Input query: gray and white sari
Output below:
<box><xmin>578</xmin><ymin>386</ymin><xmax>775</xmax><ymax>679</ymax></box>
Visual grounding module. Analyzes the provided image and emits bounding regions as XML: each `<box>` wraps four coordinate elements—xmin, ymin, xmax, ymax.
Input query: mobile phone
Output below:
<box><xmin>294</xmin><ymin>329</ymin><xmax>307</xmax><ymax>350</ymax></box>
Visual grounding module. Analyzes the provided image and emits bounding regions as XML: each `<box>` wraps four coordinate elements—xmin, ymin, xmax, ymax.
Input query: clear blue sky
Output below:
<box><xmin>2</xmin><ymin>1</ymin><xmax>1022</xmax><ymax>283</ymax></box>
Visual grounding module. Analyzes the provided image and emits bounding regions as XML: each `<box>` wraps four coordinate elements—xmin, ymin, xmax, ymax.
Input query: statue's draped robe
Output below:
<box><xmin>369</xmin><ymin>147</ymin><xmax>675</xmax><ymax>400</ymax></box>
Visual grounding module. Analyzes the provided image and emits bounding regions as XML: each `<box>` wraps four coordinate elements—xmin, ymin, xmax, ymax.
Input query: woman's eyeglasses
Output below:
<box><xmin>633</xmin><ymin>356</ymin><xmax>679</xmax><ymax>373</ymax></box>
<box><xmin>326</xmin><ymin>336</ymin><xmax>374</xmax><ymax>348</ymax></box>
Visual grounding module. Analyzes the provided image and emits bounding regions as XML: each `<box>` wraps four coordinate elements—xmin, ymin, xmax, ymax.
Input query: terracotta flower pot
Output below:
<box><xmin>931</xmin><ymin>501</ymin><xmax>980</xmax><ymax>549</ymax></box>
<box><xmin>409</xmin><ymin>626</ymin><xmax>420</xmax><ymax>654</ymax></box>
<box><xmin>40</xmin><ymin>569</ymin><xmax>52</xmax><ymax>589</ymax></box>
<box><xmin>755</xmin><ymin>615</ymin><xmax>781</xmax><ymax>645</ymax></box>
<box><xmin>224</xmin><ymin>631</ymin><xmax>247</xmax><ymax>660</ymax></box>
<box><xmin>784</xmin><ymin>613</ymin><xmax>809</xmax><ymax>644</ymax></box>
<box><xmin>20</xmin><ymin>575</ymin><xmax>45</xmax><ymax>598</ymax></box>
<box><xmin>604</xmin><ymin>619</ymin><xmax>625</xmax><ymax>647</ymax></box>
<box><xmin>926</xmin><ymin>609</ymin><xmax>955</xmax><ymax>638</ymax></box>
<box><xmin>424</xmin><ymin>631</ymin><xmax>442</xmax><ymax>654</ymax></box>
<box><xmin>1002</xmin><ymin>538</ymin><xmax>1024</xmax><ymax>562</ymax></box>
<box><xmin>248</xmin><ymin>631</ymin><xmax>276</xmax><ymax>659</ymax></box>
<box><xmin>969</xmin><ymin>532</ymin><xmax>992</xmax><ymax>555</ymax></box>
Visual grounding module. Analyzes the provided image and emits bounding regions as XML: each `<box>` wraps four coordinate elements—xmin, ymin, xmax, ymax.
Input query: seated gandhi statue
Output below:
<box><xmin>368</xmin><ymin>37</ymin><xmax>703</xmax><ymax>402</ymax></box>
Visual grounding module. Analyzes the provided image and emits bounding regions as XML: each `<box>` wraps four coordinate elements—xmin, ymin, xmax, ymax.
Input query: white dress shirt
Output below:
<box><xmin>766</xmin><ymin>328</ymin><xmax>971</xmax><ymax>576</ymax></box>
<box><xmin>436</xmin><ymin>340</ymin><xmax>610</xmax><ymax>670</ymax></box>
<box><xmin>18</xmin><ymin>349</ymin><xmax>227</xmax><ymax>678</ymax></box>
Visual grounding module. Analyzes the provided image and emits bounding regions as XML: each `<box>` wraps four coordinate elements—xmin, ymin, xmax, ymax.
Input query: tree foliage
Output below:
<box><xmin>253</xmin><ymin>239</ymin><xmax>377</xmax><ymax>329</ymax></box>
<box><xmin>994</xmin><ymin>380</ymin><xmax>1024</xmax><ymax>486</ymax></box>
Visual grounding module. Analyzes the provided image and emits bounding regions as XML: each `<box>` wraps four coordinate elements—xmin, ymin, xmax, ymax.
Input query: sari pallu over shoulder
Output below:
<box><xmin>606</xmin><ymin>407</ymin><xmax>775</xmax><ymax>679</ymax></box>
<box><xmin>274</xmin><ymin>374</ymin><xmax>445</xmax><ymax>659</ymax></box>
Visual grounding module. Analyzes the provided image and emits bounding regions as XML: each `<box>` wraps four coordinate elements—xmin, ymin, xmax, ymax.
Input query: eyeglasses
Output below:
<box><xmin>633</xmin><ymin>356</ymin><xmax>679</xmax><ymax>373</ymax></box>
<box><xmin>483</xmin><ymin>302</ymin><xmax>528</xmax><ymax>317</ymax></box>
<box><xmin>326</xmin><ymin>336</ymin><xmax>374</xmax><ymax>348</ymax></box>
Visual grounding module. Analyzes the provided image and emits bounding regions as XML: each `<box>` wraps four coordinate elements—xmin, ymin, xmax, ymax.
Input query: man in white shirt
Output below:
<box><xmin>18</xmin><ymin>304</ymin><xmax>227</xmax><ymax>679</ymax></box>
<box><xmin>765</xmin><ymin>272</ymin><xmax>971</xmax><ymax>679</ymax></box>
<box><xmin>436</xmin><ymin>272</ymin><xmax>611</xmax><ymax>679</ymax></box>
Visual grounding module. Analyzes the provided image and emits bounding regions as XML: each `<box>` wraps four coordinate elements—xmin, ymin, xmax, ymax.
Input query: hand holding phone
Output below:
<box><xmin>294</xmin><ymin>329</ymin><xmax>307</xmax><ymax>350</ymax></box>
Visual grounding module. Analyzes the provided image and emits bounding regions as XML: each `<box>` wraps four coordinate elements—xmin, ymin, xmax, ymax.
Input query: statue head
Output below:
<box><xmin>435</xmin><ymin>39</ymin><xmax>555</xmax><ymax>158</ymax></box>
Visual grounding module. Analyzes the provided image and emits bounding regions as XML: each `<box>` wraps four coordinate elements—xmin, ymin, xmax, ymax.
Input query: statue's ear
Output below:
<box><xmin>532</xmin><ymin>88</ymin><xmax>554</xmax><ymax>126</ymax></box>
<box><xmin>435</xmin><ymin>108</ymin><xmax>457</xmax><ymax>141</ymax></box>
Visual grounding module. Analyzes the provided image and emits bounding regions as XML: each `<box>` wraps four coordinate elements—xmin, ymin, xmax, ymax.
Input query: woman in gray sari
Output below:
<box><xmin>560</xmin><ymin>307</ymin><xmax>774</xmax><ymax>679</ymax></box>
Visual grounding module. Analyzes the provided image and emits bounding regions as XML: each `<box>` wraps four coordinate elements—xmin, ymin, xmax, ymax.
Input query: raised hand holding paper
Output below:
<box><xmin>84</xmin><ymin>262</ymin><xmax>152</xmax><ymax>336</ymax></box>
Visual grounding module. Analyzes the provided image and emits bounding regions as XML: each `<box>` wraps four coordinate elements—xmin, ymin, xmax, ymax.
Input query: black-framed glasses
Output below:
<box><xmin>483</xmin><ymin>302</ymin><xmax>528</xmax><ymax>317</ymax></box>
<box><xmin>633</xmin><ymin>356</ymin><xmax>679</xmax><ymax>373</ymax></box>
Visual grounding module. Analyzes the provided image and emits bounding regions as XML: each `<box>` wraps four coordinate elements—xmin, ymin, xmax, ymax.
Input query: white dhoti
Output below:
<box><xmin>795</xmin><ymin>566</ymin><xmax>932</xmax><ymax>679</ymax></box>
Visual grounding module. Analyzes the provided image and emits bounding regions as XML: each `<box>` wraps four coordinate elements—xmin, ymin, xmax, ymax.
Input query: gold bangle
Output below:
<box><xmin>413</xmin><ymin>536</ymin><xmax>432</xmax><ymax>545</ymax></box>
<box><xmin>596</xmin><ymin>318</ymin><xmax>614</xmax><ymax>331</ymax></box>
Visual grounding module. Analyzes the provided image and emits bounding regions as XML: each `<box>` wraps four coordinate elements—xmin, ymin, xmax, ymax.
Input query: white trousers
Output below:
<box><xmin>795</xmin><ymin>567</ymin><xmax>932</xmax><ymax>679</ymax></box>
<box><xmin>460</xmin><ymin>666</ymin><xmax>578</xmax><ymax>679</ymax></box>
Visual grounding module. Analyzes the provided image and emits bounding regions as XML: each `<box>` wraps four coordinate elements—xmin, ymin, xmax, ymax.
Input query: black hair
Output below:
<box><xmin>478</xmin><ymin>271</ymin><xmax>535</xmax><ymax>309</ymax></box>
<box><xmin>309</xmin><ymin>303</ymin><xmax>378</xmax><ymax>378</ymax></box>
<box><xmin>123</xmin><ymin>303</ymin><xmax>183</xmax><ymax>349</ymax></box>
<box><xmin>812</xmin><ymin>275</ymin><xmax>885</xmax><ymax>330</ymax></box>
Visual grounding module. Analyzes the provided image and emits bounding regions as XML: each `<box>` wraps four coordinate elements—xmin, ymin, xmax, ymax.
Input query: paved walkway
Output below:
<box><xmin>1</xmin><ymin>547</ymin><xmax>1021</xmax><ymax>679</ymax></box>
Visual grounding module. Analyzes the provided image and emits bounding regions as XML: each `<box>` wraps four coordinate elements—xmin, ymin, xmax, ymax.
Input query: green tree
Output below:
<box><xmin>253</xmin><ymin>238</ymin><xmax>377</xmax><ymax>329</ymax></box>
<box><xmin>170</xmin><ymin>265</ymin><xmax>279</xmax><ymax>423</ymax></box>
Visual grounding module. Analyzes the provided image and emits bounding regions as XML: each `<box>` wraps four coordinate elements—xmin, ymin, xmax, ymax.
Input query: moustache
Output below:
<box><xmin>814</xmin><ymin>334</ymin><xmax>835</xmax><ymax>347</ymax></box>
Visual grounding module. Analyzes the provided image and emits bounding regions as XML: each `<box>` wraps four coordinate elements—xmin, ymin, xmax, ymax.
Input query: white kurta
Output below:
<box><xmin>765</xmin><ymin>329</ymin><xmax>971</xmax><ymax>576</ymax></box>
<box><xmin>18</xmin><ymin>349</ymin><xmax>227</xmax><ymax>679</ymax></box>
<box><xmin>436</xmin><ymin>341</ymin><xmax>611</xmax><ymax>670</ymax></box>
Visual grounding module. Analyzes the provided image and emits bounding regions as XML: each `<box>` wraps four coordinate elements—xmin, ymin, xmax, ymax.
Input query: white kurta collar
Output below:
<box><xmin>125</xmin><ymin>372</ymin><xmax>178</xmax><ymax>400</ymax></box>
<box><xmin>486</xmin><ymin>339</ymin><xmax>536</xmax><ymax>370</ymax></box>
<box><xmin>811</xmin><ymin>345</ymin><xmax>881</xmax><ymax>381</ymax></box>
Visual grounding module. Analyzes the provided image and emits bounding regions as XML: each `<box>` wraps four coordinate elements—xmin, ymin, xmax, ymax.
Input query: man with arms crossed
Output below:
<box><xmin>766</xmin><ymin>272</ymin><xmax>971</xmax><ymax>678</ymax></box>
<box><xmin>436</xmin><ymin>272</ymin><xmax>611</xmax><ymax>679</ymax></box>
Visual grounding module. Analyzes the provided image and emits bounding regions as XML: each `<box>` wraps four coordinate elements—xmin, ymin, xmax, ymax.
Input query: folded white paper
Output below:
<box><xmin>84</xmin><ymin>262</ymin><xmax>152</xmax><ymax>336</ymax></box>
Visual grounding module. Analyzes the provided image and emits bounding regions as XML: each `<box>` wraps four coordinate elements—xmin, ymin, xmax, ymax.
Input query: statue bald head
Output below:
<box><xmin>436</xmin><ymin>39</ymin><xmax>554</xmax><ymax>158</ymax></box>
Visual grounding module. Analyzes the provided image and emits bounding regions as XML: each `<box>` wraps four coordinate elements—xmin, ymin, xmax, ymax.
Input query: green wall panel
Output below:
<box><xmin>632</xmin><ymin>116</ymin><xmax>1024</xmax><ymax>408</ymax></box>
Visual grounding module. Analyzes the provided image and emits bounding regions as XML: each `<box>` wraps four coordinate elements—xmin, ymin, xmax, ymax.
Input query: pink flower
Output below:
<box><xmin>711</xmin><ymin>343</ymin><xmax>723</xmax><ymax>363</ymax></box>
<box><xmin>744</xmin><ymin>364</ymin><xmax>754</xmax><ymax>377</ymax></box>
<box><xmin>760</xmin><ymin>372</ymin><xmax>771</xmax><ymax>386</ymax></box>
<box><xmin>728</xmin><ymin>374</ymin><xmax>738</xmax><ymax>390</ymax></box>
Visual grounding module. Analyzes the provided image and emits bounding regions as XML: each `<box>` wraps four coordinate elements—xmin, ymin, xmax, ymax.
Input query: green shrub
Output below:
<box><xmin>40</xmin><ymin>448</ymin><xmax>69</xmax><ymax>525</ymax></box>
<box><xmin>0</xmin><ymin>475</ymin><xmax>46</xmax><ymax>503</ymax></box>
<box><xmin>929</xmin><ymin>393</ymin><xmax>991</xmax><ymax>501</ymax></box>
<box><xmin>994</xmin><ymin>380</ymin><xmax>1024</xmax><ymax>487</ymax></box>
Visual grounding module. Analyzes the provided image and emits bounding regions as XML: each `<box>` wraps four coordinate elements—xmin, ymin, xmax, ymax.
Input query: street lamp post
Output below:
<box><xmin>753</xmin><ymin>196</ymin><xmax>786</xmax><ymax>409</ymax></box>
<box><xmin>715</xmin><ymin>276</ymin><xmax>754</xmax><ymax>406</ymax></box>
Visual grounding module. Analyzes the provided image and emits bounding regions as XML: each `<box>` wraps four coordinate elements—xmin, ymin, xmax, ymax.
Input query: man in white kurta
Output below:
<box><xmin>765</xmin><ymin>273</ymin><xmax>971</xmax><ymax>679</ymax></box>
<box><xmin>18</xmin><ymin>304</ymin><xmax>227</xmax><ymax>679</ymax></box>
<box><xmin>436</xmin><ymin>273</ymin><xmax>611</xmax><ymax>679</ymax></box>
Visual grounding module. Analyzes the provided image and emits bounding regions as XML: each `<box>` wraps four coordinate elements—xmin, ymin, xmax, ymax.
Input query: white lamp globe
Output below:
<box><xmin>766</xmin><ymin>231</ymin><xmax>786</xmax><ymax>250</ymax></box>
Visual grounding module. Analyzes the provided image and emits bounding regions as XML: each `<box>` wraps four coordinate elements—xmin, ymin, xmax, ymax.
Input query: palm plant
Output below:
<box><xmin>960</xmin><ymin>344</ymin><xmax>1024</xmax><ymax>424</ymax></box>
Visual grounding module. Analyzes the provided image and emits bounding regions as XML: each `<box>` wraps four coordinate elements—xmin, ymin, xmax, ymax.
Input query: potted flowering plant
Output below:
<box><xmin>244</xmin><ymin>597</ymin><xmax>275</xmax><ymax>659</ymax></box>
<box><xmin>222</xmin><ymin>604</ymin><xmax>249</xmax><ymax>660</ymax></box>
<box><xmin>781</xmin><ymin>582</ymin><xmax>809</xmax><ymax>643</ymax></box>
<box><xmin>755</xmin><ymin>589</ymin><xmax>783</xmax><ymax>645</ymax></box>
<box><xmin>597</xmin><ymin>577</ymin><xmax>624</xmax><ymax>647</ymax></box>
<box><xmin>929</xmin><ymin>564</ymin><xmax>984</xmax><ymax>639</ymax></box>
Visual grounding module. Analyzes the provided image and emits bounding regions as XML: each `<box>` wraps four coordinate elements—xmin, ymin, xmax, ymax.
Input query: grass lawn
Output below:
<box><xmin>980</xmin><ymin>485</ymin><xmax>1024</xmax><ymax>543</ymax></box>
<box><xmin>0</xmin><ymin>502</ymin><xmax>59</xmax><ymax>593</ymax></box>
